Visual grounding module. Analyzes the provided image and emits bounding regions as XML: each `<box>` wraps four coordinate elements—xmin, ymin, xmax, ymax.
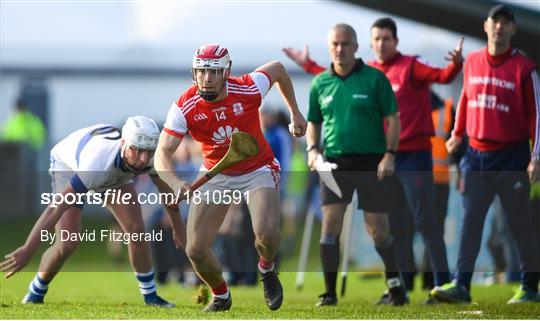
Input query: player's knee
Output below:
<box><xmin>185</xmin><ymin>243</ymin><xmax>208</xmax><ymax>263</ymax></box>
<box><xmin>255</xmin><ymin>230</ymin><xmax>280</xmax><ymax>247</ymax></box>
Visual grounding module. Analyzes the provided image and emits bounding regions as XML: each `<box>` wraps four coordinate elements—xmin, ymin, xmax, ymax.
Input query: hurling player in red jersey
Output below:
<box><xmin>431</xmin><ymin>5</ymin><xmax>540</xmax><ymax>304</ymax></box>
<box><xmin>154</xmin><ymin>44</ymin><xmax>307</xmax><ymax>312</ymax></box>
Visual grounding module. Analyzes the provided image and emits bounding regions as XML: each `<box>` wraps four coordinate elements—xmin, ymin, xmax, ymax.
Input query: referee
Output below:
<box><xmin>307</xmin><ymin>23</ymin><xmax>406</xmax><ymax>307</ymax></box>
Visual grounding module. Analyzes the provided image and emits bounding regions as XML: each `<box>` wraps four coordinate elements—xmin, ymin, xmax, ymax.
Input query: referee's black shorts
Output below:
<box><xmin>320</xmin><ymin>153</ymin><xmax>394</xmax><ymax>213</ymax></box>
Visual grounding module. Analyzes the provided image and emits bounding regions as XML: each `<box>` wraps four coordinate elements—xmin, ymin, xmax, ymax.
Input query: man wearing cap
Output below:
<box><xmin>432</xmin><ymin>5</ymin><xmax>540</xmax><ymax>304</ymax></box>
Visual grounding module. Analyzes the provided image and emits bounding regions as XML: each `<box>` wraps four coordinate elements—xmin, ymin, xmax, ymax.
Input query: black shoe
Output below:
<box><xmin>203</xmin><ymin>294</ymin><xmax>232</xmax><ymax>312</ymax></box>
<box><xmin>388</xmin><ymin>284</ymin><xmax>409</xmax><ymax>306</ymax></box>
<box><xmin>375</xmin><ymin>290</ymin><xmax>409</xmax><ymax>306</ymax></box>
<box><xmin>315</xmin><ymin>292</ymin><xmax>338</xmax><ymax>307</ymax></box>
<box><xmin>144</xmin><ymin>293</ymin><xmax>176</xmax><ymax>308</ymax></box>
<box><xmin>376</xmin><ymin>278</ymin><xmax>409</xmax><ymax>306</ymax></box>
<box><xmin>260</xmin><ymin>270</ymin><xmax>283</xmax><ymax>310</ymax></box>
<box><xmin>374</xmin><ymin>290</ymin><xmax>391</xmax><ymax>305</ymax></box>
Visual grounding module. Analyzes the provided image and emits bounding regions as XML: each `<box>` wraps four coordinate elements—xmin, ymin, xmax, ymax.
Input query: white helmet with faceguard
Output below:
<box><xmin>192</xmin><ymin>44</ymin><xmax>231</xmax><ymax>101</ymax></box>
<box><xmin>122</xmin><ymin>116</ymin><xmax>160</xmax><ymax>150</ymax></box>
<box><xmin>121</xmin><ymin>116</ymin><xmax>160</xmax><ymax>173</ymax></box>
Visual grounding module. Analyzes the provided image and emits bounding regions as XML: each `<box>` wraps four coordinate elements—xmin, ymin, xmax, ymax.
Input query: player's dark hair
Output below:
<box><xmin>371</xmin><ymin>17</ymin><xmax>398</xmax><ymax>39</ymax></box>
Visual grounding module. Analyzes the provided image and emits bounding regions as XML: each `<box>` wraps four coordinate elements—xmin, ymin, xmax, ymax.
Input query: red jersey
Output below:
<box><xmin>369</xmin><ymin>54</ymin><xmax>433</xmax><ymax>151</ymax></box>
<box><xmin>163</xmin><ymin>72</ymin><xmax>279</xmax><ymax>175</ymax></box>
<box><xmin>452</xmin><ymin>47</ymin><xmax>539</xmax><ymax>160</ymax></box>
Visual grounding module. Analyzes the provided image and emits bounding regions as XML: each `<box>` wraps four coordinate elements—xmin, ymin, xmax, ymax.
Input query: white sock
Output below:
<box><xmin>258</xmin><ymin>262</ymin><xmax>275</xmax><ymax>274</ymax></box>
<box><xmin>28</xmin><ymin>274</ymin><xmax>49</xmax><ymax>297</ymax></box>
<box><xmin>135</xmin><ymin>270</ymin><xmax>156</xmax><ymax>296</ymax></box>
<box><xmin>213</xmin><ymin>290</ymin><xmax>230</xmax><ymax>300</ymax></box>
<box><xmin>387</xmin><ymin>277</ymin><xmax>402</xmax><ymax>289</ymax></box>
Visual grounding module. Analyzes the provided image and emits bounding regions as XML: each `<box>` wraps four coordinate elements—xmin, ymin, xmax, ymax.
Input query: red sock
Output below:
<box><xmin>258</xmin><ymin>257</ymin><xmax>274</xmax><ymax>270</ymax></box>
<box><xmin>211</xmin><ymin>282</ymin><xmax>228</xmax><ymax>296</ymax></box>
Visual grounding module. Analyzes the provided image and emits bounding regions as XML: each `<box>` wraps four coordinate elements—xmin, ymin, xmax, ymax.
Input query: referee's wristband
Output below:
<box><xmin>385</xmin><ymin>149</ymin><xmax>397</xmax><ymax>156</ymax></box>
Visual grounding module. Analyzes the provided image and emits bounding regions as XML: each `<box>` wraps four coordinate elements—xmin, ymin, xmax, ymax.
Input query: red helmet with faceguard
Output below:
<box><xmin>193</xmin><ymin>44</ymin><xmax>231</xmax><ymax>69</ymax></box>
<box><xmin>192</xmin><ymin>44</ymin><xmax>231</xmax><ymax>101</ymax></box>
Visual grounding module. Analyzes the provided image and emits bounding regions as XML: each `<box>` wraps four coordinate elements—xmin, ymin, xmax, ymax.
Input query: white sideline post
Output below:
<box><xmin>340</xmin><ymin>192</ymin><xmax>358</xmax><ymax>297</ymax></box>
<box><xmin>296</xmin><ymin>209</ymin><xmax>315</xmax><ymax>290</ymax></box>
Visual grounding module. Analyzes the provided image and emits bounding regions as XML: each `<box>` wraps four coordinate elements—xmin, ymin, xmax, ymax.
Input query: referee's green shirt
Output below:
<box><xmin>308</xmin><ymin>59</ymin><xmax>398</xmax><ymax>157</ymax></box>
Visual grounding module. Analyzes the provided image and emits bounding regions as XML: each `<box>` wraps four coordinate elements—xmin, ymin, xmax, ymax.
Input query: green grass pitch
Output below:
<box><xmin>0</xmin><ymin>218</ymin><xmax>539</xmax><ymax>319</ymax></box>
<box><xmin>1</xmin><ymin>271</ymin><xmax>539</xmax><ymax>319</ymax></box>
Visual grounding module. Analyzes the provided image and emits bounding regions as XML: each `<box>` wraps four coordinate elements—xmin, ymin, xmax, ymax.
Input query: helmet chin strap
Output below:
<box><xmin>197</xmin><ymin>90</ymin><xmax>220</xmax><ymax>102</ymax></box>
<box><xmin>195</xmin><ymin>68</ymin><xmax>229</xmax><ymax>102</ymax></box>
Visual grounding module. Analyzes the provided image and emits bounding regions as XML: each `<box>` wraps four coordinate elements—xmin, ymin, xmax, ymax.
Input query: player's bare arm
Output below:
<box><xmin>256</xmin><ymin>60</ymin><xmax>307</xmax><ymax>137</ymax></box>
<box><xmin>1</xmin><ymin>186</ymin><xmax>78</xmax><ymax>278</ymax></box>
<box><xmin>154</xmin><ymin>131</ymin><xmax>191</xmax><ymax>198</ymax></box>
<box><xmin>151</xmin><ymin>175</ymin><xmax>187</xmax><ymax>249</ymax></box>
<box><xmin>377</xmin><ymin>113</ymin><xmax>400</xmax><ymax>180</ymax></box>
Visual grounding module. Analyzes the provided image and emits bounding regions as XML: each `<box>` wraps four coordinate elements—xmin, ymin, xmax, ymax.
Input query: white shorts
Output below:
<box><xmin>197</xmin><ymin>163</ymin><xmax>280</xmax><ymax>197</ymax></box>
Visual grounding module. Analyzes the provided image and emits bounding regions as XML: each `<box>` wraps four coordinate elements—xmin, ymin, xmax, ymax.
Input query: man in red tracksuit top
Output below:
<box><xmin>431</xmin><ymin>5</ymin><xmax>540</xmax><ymax>304</ymax></box>
<box><xmin>283</xmin><ymin>17</ymin><xmax>463</xmax><ymax>304</ymax></box>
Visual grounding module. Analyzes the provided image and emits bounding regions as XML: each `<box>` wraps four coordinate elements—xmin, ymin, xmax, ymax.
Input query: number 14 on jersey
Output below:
<box><xmin>215</xmin><ymin>111</ymin><xmax>227</xmax><ymax>121</ymax></box>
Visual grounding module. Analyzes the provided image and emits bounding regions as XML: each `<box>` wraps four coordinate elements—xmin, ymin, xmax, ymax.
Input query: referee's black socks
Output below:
<box><xmin>375</xmin><ymin>237</ymin><xmax>400</xmax><ymax>280</ymax></box>
<box><xmin>320</xmin><ymin>234</ymin><xmax>340</xmax><ymax>296</ymax></box>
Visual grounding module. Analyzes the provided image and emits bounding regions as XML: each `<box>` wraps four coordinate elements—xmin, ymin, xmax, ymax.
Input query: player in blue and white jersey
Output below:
<box><xmin>1</xmin><ymin>116</ymin><xmax>184</xmax><ymax>307</ymax></box>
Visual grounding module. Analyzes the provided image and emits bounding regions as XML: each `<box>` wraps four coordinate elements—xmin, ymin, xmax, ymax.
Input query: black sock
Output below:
<box><xmin>375</xmin><ymin>238</ymin><xmax>400</xmax><ymax>280</ymax></box>
<box><xmin>320</xmin><ymin>234</ymin><xmax>340</xmax><ymax>296</ymax></box>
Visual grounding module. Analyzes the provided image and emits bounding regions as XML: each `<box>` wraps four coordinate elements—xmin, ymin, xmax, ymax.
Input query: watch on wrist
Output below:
<box><xmin>386</xmin><ymin>149</ymin><xmax>397</xmax><ymax>156</ymax></box>
<box><xmin>306</xmin><ymin>144</ymin><xmax>319</xmax><ymax>153</ymax></box>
